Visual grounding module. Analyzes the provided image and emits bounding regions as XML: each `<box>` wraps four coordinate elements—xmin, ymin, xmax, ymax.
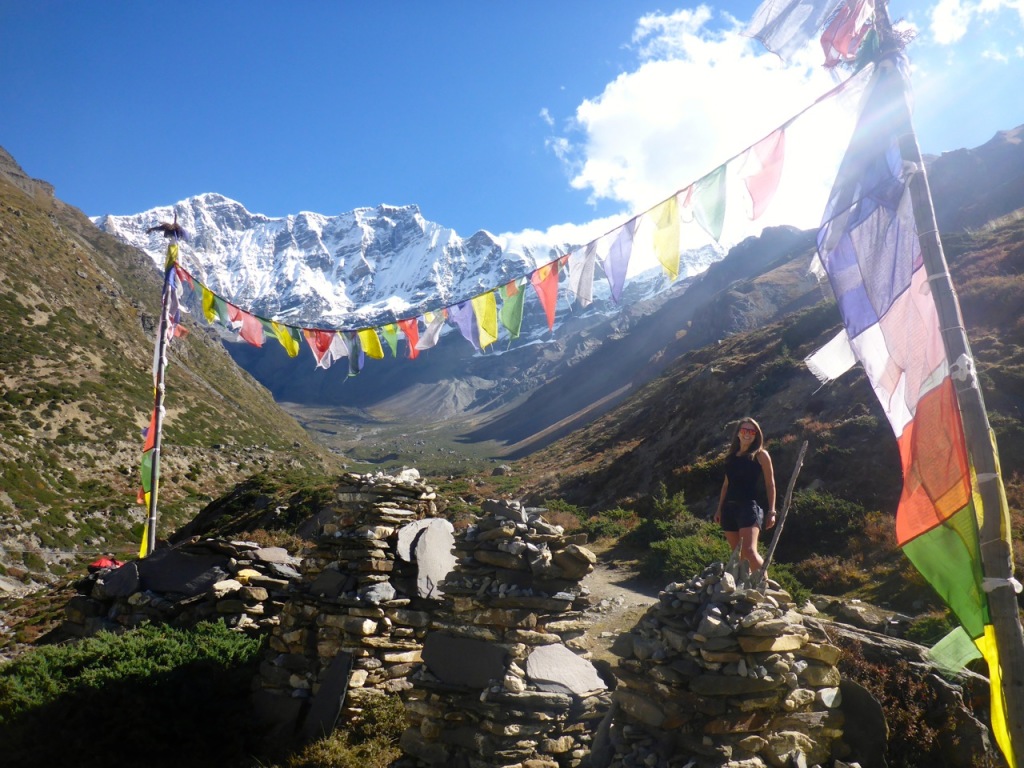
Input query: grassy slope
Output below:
<box><xmin>0</xmin><ymin>162</ymin><xmax>340</xmax><ymax>586</ymax></box>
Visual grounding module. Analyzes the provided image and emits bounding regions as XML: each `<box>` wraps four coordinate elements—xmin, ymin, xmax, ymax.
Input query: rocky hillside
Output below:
<box><xmin>0</xmin><ymin>148</ymin><xmax>340</xmax><ymax>591</ymax></box>
<box><xmin>514</xmin><ymin>210</ymin><xmax>1024</xmax><ymax>573</ymax></box>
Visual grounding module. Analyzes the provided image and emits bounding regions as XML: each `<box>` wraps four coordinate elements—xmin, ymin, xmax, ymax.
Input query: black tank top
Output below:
<box><xmin>724</xmin><ymin>452</ymin><xmax>761</xmax><ymax>503</ymax></box>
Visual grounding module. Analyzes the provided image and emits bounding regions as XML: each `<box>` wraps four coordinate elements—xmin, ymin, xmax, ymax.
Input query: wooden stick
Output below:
<box><xmin>756</xmin><ymin>440</ymin><xmax>808</xmax><ymax>588</ymax></box>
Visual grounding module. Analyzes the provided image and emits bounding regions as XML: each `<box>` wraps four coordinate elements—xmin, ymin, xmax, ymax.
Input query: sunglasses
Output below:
<box><xmin>738</xmin><ymin>427</ymin><xmax>756</xmax><ymax>435</ymax></box>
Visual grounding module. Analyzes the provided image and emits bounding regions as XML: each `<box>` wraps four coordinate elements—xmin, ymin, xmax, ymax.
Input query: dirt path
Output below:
<box><xmin>578</xmin><ymin>557</ymin><xmax>661</xmax><ymax>664</ymax></box>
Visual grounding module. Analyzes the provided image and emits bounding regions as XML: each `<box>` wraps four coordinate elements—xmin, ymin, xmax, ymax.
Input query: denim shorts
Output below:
<box><xmin>721</xmin><ymin>500</ymin><xmax>763</xmax><ymax>532</ymax></box>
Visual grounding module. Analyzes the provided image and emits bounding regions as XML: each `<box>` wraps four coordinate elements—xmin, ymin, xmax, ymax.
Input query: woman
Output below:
<box><xmin>714</xmin><ymin>417</ymin><xmax>776</xmax><ymax>572</ymax></box>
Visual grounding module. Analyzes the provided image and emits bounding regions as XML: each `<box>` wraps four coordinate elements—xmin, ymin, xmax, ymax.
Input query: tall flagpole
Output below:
<box><xmin>145</xmin><ymin>240</ymin><xmax>177</xmax><ymax>556</ymax></box>
<box><xmin>876</xmin><ymin>3</ymin><xmax>1024</xmax><ymax>762</ymax></box>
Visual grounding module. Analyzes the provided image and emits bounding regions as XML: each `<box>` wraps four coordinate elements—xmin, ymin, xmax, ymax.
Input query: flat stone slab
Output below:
<box><xmin>300</xmin><ymin>651</ymin><xmax>352</xmax><ymax>743</ymax></box>
<box><xmin>526</xmin><ymin>643</ymin><xmax>607</xmax><ymax>695</ymax></box>
<box><xmin>136</xmin><ymin>548</ymin><xmax>229</xmax><ymax>597</ymax></box>
<box><xmin>423</xmin><ymin>632</ymin><xmax>507</xmax><ymax>688</ymax></box>
<box><xmin>413</xmin><ymin>519</ymin><xmax>456</xmax><ymax>600</ymax></box>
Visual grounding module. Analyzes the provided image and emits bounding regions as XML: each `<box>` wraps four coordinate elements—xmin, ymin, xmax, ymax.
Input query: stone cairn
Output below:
<box><xmin>254</xmin><ymin>477</ymin><xmax>612</xmax><ymax>767</ymax></box>
<box><xmin>63</xmin><ymin>538</ymin><xmax>300</xmax><ymax>638</ymax></box>
<box><xmin>399</xmin><ymin>498</ymin><xmax>610</xmax><ymax>768</ymax></box>
<box><xmin>254</xmin><ymin>469</ymin><xmax>447</xmax><ymax>741</ymax></box>
<box><xmin>601</xmin><ymin>559</ymin><xmax>846</xmax><ymax>768</ymax></box>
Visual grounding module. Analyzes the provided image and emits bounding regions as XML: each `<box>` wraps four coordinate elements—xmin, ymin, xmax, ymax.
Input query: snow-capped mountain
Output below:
<box><xmin>94</xmin><ymin>193</ymin><xmax>723</xmax><ymax>329</ymax></box>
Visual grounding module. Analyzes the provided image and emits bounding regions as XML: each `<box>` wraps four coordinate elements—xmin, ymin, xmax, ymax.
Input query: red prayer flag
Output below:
<box><xmin>398</xmin><ymin>318</ymin><xmax>420</xmax><ymax>359</ymax></box>
<box><xmin>530</xmin><ymin>262</ymin><xmax>559</xmax><ymax>331</ymax></box>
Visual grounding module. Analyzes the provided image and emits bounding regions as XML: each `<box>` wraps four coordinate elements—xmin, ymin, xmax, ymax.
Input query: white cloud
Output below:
<box><xmin>539</xmin><ymin>107</ymin><xmax>555</xmax><ymax>127</ymax></box>
<box><xmin>982</xmin><ymin>46</ymin><xmax>1010</xmax><ymax>61</ymax></box>
<box><xmin>929</xmin><ymin>0</ymin><xmax>1024</xmax><ymax>45</ymax></box>
<box><xmin>527</xmin><ymin>7</ymin><xmax>866</xmax><ymax>246</ymax></box>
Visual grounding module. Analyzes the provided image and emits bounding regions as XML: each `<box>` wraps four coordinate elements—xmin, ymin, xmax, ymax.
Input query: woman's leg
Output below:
<box><xmin>738</xmin><ymin>525</ymin><xmax>764</xmax><ymax>570</ymax></box>
<box><xmin>723</xmin><ymin>530</ymin><xmax>740</xmax><ymax>554</ymax></box>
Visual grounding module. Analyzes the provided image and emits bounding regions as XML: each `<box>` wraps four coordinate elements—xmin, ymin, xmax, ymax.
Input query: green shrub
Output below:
<box><xmin>582</xmin><ymin>507</ymin><xmax>639</xmax><ymax>541</ymax></box>
<box><xmin>643</xmin><ymin>532</ymin><xmax>732</xmax><ymax>582</ymax></box>
<box><xmin>791</xmin><ymin>554</ymin><xmax>868</xmax><ymax>595</ymax></box>
<box><xmin>773</xmin><ymin>489</ymin><xmax>868</xmax><ymax>562</ymax></box>
<box><xmin>287</xmin><ymin>692</ymin><xmax>407</xmax><ymax>768</ymax></box>
<box><xmin>0</xmin><ymin>622</ymin><xmax>264</xmax><ymax>768</ymax></box>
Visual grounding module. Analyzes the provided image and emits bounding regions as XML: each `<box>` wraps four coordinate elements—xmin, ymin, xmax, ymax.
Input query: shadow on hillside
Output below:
<box><xmin>0</xmin><ymin>657</ymin><xmax>264</xmax><ymax>768</ymax></box>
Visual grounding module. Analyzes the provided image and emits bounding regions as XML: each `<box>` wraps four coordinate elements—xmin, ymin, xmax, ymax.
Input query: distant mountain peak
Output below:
<box><xmin>96</xmin><ymin>193</ymin><xmax>723</xmax><ymax>331</ymax></box>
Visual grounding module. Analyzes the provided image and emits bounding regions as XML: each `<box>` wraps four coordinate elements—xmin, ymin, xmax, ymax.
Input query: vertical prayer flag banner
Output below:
<box><xmin>815</xmin><ymin>57</ymin><xmax>1014</xmax><ymax>765</ymax></box>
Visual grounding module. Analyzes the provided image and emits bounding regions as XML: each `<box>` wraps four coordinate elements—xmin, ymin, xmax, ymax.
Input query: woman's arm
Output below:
<box><xmin>714</xmin><ymin>477</ymin><xmax>729</xmax><ymax>523</ymax></box>
<box><xmin>759</xmin><ymin>450</ymin><xmax>777</xmax><ymax>526</ymax></box>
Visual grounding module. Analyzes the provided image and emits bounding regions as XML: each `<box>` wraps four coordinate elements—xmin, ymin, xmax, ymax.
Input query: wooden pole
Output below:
<box><xmin>144</xmin><ymin>242</ymin><xmax>176</xmax><ymax>556</ymax></box>
<box><xmin>876</xmin><ymin>4</ymin><xmax>1024</xmax><ymax>762</ymax></box>
<box><xmin>757</xmin><ymin>440</ymin><xmax>808</xmax><ymax>588</ymax></box>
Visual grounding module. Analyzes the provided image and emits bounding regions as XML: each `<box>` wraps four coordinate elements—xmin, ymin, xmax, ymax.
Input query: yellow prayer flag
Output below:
<box><xmin>271</xmin><ymin>321</ymin><xmax>300</xmax><ymax>357</ymax></box>
<box><xmin>652</xmin><ymin>196</ymin><xmax>680</xmax><ymax>281</ymax></box>
<box><xmin>138</xmin><ymin>511</ymin><xmax>150</xmax><ymax>558</ymax></box>
<box><xmin>201</xmin><ymin>286</ymin><xmax>218</xmax><ymax>323</ymax></box>
<box><xmin>471</xmin><ymin>291</ymin><xmax>499</xmax><ymax>349</ymax></box>
<box><xmin>358</xmin><ymin>328</ymin><xmax>385</xmax><ymax>359</ymax></box>
<box><xmin>165</xmin><ymin>242</ymin><xmax>179</xmax><ymax>270</ymax></box>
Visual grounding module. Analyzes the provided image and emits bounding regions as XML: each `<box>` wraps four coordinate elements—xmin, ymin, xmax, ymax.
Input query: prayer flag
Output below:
<box><xmin>821</xmin><ymin>0</ymin><xmax>875</xmax><ymax>68</ymax></box>
<box><xmin>471</xmin><ymin>291</ymin><xmax>499</xmax><ymax>349</ymax></box>
<box><xmin>598</xmin><ymin>218</ymin><xmax>637</xmax><ymax>304</ymax></box>
<box><xmin>447</xmin><ymin>301</ymin><xmax>479</xmax><ymax>351</ymax></box>
<box><xmin>746</xmin><ymin>0</ymin><xmax>846</xmax><ymax>60</ymax></box>
<box><xmin>815</xmin><ymin>56</ymin><xmax>1013</xmax><ymax>764</ymax></box>
<box><xmin>201</xmin><ymin>285</ymin><xmax>218</xmax><ymax>323</ymax></box>
<box><xmin>267</xmin><ymin>321</ymin><xmax>301</xmax><ymax>357</ymax></box>
<box><xmin>303</xmin><ymin>329</ymin><xmax>336</xmax><ymax>365</ymax></box>
<box><xmin>358</xmin><ymin>328</ymin><xmax>385</xmax><ymax>360</ymax></box>
<box><xmin>682</xmin><ymin>165</ymin><xmax>727</xmax><ymax>242</ymax></box>
<box><xmin>344</xmin><ymin>331</ymin><xmax>365</xmax><ymax>375</ymax></box>
<box><xmin>741</xmin><ymin>129</ymin><xmax>787</xmax><ymax>220</ymax></box>
<box><xmin>380</xmin><ymin>323</ymin><xmax>400</xmax><ymax>357</ymax></box>
<box><xmin>416</xmin><ymin>313</ymin><xmax>445</xmax><ymax>351</ymax></box>
<box><xmin>499</xmin><ymin>280</ymin><xmax>526</xmax><ymax>339</ymax></box>
<box><xmin>530</xmin><ymin>262</ymin><xmax>559</xmax><ymax>331</ymax></box>
<box><xmin>228</xmin><ymin>304</ymin><xmax>265</xmax><ymax>347</ymax></box>
<box><xmin>650</xmin><ymin>196</ymin><xmax>681</xmax><ymax>281</ymax></box>
<box><xmin>398</xmin><ymin>318</ymin><xmax>420</xmax><ymax>359</ymax></box>
<box><xmin>566</xmin><ymin>243</ymin><xmax>598</xmax><ymax>308</ymax></box>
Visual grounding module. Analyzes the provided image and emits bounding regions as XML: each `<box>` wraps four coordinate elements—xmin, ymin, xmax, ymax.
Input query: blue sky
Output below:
<box><xmin>2</xmin><ymin>1</ymin><xmax>1023</xmax><ymax>241</ymax></box>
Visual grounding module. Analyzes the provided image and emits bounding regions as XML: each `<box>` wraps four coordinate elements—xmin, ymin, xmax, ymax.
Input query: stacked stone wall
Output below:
<box><xmin>603</xmin><ymin>560</ymin><xmax>845</xmax><ymax>768</ymax></box>
<box><xmin>400</xmin><ymin>499</ymin><xmax>610</xmax><ymax>768</ymax></box>
<box><xmin>255</xmin><ymin>470</ymin><xmax>444</xmax><ymax>735</ymax></box>
<box><xmin>63</xmin><ymin>539</ymin><xmax>299</xmax><ymax>637</ymax></box>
